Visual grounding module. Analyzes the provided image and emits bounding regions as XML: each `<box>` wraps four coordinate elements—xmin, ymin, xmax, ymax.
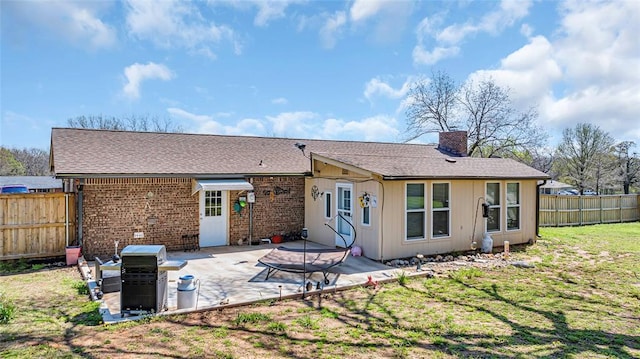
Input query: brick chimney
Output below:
<box><xmin>438</xmin><ymin>131</ymin><xmax>468</xmax><ymax>157</ymax></box>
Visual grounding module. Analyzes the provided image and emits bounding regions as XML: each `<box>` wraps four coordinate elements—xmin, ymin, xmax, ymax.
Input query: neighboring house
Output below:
<box><xmin>50</xmin><ymin>128</ymin><xmax>549</xmax><ymax>260</ymax></box>
<box><xmin>539</xmin><ymin>180</ymin><xmax>574</xmax><ymax>195</ymax></box>
<box><xmin>0</xmin><ymin>176</ymin><xmax>62</xmax><ymax>193</ymax></box>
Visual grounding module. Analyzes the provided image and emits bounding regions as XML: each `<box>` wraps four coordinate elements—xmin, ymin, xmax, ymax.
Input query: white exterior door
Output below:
<box><xmin>336</xmin><ymin>183</ymin><xmax>353</xmax><ymax>247</ymax></box>
<box><xmin>199</xmin><ymin>190</ymin><xmax>228</xmax><ymax>247</ymax></box>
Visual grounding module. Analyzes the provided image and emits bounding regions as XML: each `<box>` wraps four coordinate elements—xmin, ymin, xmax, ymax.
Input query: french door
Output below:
<box><xmin>336</xmin><ymin>183</ymin><xmax>353</xmax><ymax>247</ymax></box>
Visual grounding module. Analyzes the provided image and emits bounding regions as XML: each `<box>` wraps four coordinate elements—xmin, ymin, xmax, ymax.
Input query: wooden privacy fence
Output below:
<box><xmin>0</xmin><ymin>192</ymin><xmax>76</xmax><ymax>260</ymax></box>
<box><xmin>539</xmin><ymin>194</ymin><xmax>640</xmax><ymax>227</ymax></box>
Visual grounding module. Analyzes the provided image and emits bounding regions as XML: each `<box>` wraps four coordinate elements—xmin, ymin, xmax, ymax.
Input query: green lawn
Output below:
<box><xmin>1</xmin><ymin>223</ymin><xmax>639</xmax><ymax>358</ymax></box>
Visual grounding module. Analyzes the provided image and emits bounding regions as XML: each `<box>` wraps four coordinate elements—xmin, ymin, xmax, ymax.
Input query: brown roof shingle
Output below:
<box><xmin>50</xmin><ymin>128</ymin><xmax>549</xmax><ymax>179</ymax></box>
<box><xmin>313</xmin><ymin>152</ymin><xmax>549</xmax><ymax>179</ymax></box>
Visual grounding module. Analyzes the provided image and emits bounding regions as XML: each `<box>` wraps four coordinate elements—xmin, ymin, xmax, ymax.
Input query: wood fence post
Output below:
<box><xmin>619</xmin><ymin>195</ymin><xmax>623</xmax><ymax>223</ymax></box>
<box><xmin>554</xmin><ymin>195</ymin><xmax>560</xmax><ymax>227</ymax></box>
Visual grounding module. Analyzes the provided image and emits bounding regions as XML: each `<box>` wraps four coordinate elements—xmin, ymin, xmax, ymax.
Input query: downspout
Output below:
<box><xmin>77</xmin><ymin>182</ymin><xmax>83</xmax><ymax>247</ymax></box>
<box><xmin>536</xmin><ymin>179</ymin><xmax>547</xmax><ymax>237</ymax></box>
<box><xmin>249</xmin><ymin>179</ymin><xmax>253</xmax><ymax>246</ymax></box>
<box><xmin>65</xmin><ymin>193</ymin><xmax>69</xmax><ymax>247</ymax></box>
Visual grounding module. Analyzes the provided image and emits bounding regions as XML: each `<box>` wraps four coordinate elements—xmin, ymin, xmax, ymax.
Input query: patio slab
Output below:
<box><xmin>90</xmin><ymin>241</ymin><xmax>399</xmax><ymax>323</ymax></box>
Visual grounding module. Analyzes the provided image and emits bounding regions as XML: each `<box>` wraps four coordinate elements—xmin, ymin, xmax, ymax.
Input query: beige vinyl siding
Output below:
<box><xmin>305</xmin><ymin>162</ymin><xmax>382</xmax><ymax>259</ymax></box>
<box><xmin>379</xmin><ymin>179</ymin><xmax>539</xmax><ymax>261</ymax></box>
<box><xmin>306</xmin><ymin>158</ymin><xmax>540</xmax><ymax>261</ymax></box>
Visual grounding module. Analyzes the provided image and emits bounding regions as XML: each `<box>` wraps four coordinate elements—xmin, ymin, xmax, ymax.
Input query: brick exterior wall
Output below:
<box><xmin>438</xmin><ymin>131</ymin><xmax>468</xmax><ymax>156</ymax></box>
<box><xmin>228</xmin><ymin>176</ymin><xmax>305</xmax><ymax>244</ymax></box>
<box><xmin>81</xmin><ymin>178</ymin><xmax>198</xmax><ymax>258</ymax></box>
<box><xmin>80</xmin><ymin>176</ymin><xmax>305</xmax><ymax>258</ymax></box>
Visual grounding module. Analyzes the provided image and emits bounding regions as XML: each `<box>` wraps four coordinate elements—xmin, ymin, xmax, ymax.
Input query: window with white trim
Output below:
<box><xmin>204</xmin><ymin>190</ymin><xmax>222</xmax><ymax>217</ymax></box>
<box><xmin>324</xmin><ymin>192</ymin><xmax>332</xmax><ymax>219</ymax></box>
<box><xmin>486</xmin><ymin>182</ymin><xmax>501</xmax><ymax>232</ymax></box>
<box><xmin>406</xmin><ymin>183</ymin><xmax>425</xmax><ymax>240</ymax></box>
<box><xmin>507</xmin><ymin>182</ymin><xmax>520</xmax><ymax>230</ymax></box>
<box><xmin>432</xmin><ymin>183</ymin><xmax>450</xmax><ymax>237</ymax></box>
<box><xmin>361</xmin><ymin>205</ymin><xmax>370</xmax><ymax>226</ymax></box>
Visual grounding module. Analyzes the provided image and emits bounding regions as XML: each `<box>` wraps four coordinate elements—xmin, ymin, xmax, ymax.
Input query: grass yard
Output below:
<box><xmin>1</xmin><ymin>223</ymin><xmax>639</xmax><ymax>358</ymax></box>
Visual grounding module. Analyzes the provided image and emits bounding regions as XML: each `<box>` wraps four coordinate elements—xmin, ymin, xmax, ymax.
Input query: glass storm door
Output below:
<box><xmin>199</xmin><ymin>190</ymin><xmax>228</xmax><ymax>247</ymax></box>
<box><xmin>336</xmin><ymin>183</ymin><xmax>353</xmax><ymax>247</ymax></box>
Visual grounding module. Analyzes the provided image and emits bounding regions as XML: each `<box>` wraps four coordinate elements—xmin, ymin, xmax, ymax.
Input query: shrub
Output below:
<box><xmin>398</xmin><ymin>271</ymin><xmax>409</xmax><ymax>286</ymax></box>
<box><xmin>0</xmin><ymin>294</ymin><xmax>16</xmax><ymax>324</ymax></box>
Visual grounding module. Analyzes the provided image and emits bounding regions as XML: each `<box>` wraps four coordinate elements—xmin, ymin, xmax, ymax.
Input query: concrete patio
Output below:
<box><xmin>83</xmin><ymin>241</ymin><xmax>400</xmax><ymax>323</ymax></box>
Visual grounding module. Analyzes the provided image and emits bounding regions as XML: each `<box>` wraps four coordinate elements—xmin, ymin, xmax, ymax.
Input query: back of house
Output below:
<box><xmin>50</xmin><ymin>128</ymin><xmax>549</xmax><ymax>260</ymax></box>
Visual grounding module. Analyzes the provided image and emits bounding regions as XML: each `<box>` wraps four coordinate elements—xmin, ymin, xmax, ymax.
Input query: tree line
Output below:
<box><xmin>1</xmin><ymin>95</ymin><xmax>639</xmax><ymax>194</ymax></box>
<box><xmin>404</xmin><ymin>71</ymin><xmax>639</xmax><ymax>194</ymax></box>
<box><xmin>1</xmin><ymin>115</ymin><xmax>182</xmax><ymax>177</ymax></box>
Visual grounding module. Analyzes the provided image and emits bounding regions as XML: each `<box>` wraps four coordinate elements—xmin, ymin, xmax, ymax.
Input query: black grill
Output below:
<box><xmin>120</xmin><ymin>245</ymin><xmax>168</xmax><ymax>315</ymax></box>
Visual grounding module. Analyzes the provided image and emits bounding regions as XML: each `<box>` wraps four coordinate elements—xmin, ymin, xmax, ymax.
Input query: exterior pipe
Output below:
<box><xmin>65</xmin><ymin>193</ymin><xmax>69</xmax><ymax>247</ymax></box>
<box><xmin>536</xmin><ymin>180</ymin><xmax>547</xmax><ymax>237</ymax></box>
<box><xmin>78</xmin><ymin>184</ymin><xmax>83</xmax><ymax>246</ymax></box>
<box><xmin>249</xmin><ymin>202</ymin><xmax>253</xmax><ymax>246</ymax></box>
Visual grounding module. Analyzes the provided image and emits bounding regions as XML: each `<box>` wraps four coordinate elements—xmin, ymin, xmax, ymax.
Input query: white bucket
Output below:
<box><xmin>481</xmin><ymin>232</ymin><xmax>493</xmax><ymax>253</ymax></box>
<box><xmin>177</xmin><ymin>275</ymin><xmax>195</xmax><ymax>291</ymax></box>
<box><xmin>177</xmin><ymin>275</ymin><xmax>198</xmax><ymax>309</ymax></box>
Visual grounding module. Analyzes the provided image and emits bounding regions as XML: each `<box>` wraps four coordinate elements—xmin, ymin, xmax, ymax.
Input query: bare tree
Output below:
<box><xmin>8</xmin><ymin>148</ymin><xmax>50</xmax><ymax>176</ymax></box>
<box><xmin>404</xmin><ymin>71</ymin><xmax>460</xmax><ymax>142</ymax></box>
<box><xmin>512</xmin><ymin>146</ymin><xmax>555</xmax><ymax>174</ymax></box>
<box><xmin>67</xmin><ymin>114</ymin><xmax>183</xmax><ymax>132</ymax></box>
<box><xmin>613</xmin><ymin>141</ymin><xmax>640</xmax><ymax>194</ymax></box>
<box><xmin>459</xmin><ymin>79</ymin><xmax>546</xmax><ymax>158</ymax></box>
<box><xmin>404</xmin><ymin>72</ymin><xmax>547</xmax><ymax>158</ymax></box>
<box><xmin>555</xmin><ymin>123</ymin><xmax>615</xmax><ymax>194</ymax></box>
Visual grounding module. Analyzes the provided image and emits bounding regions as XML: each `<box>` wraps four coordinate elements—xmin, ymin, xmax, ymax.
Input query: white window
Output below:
<box><xmin>432</xmin><ymin>183</ymin><xmax>450</xmax><ymax>238</ymax></box>
<box><xmin>486</xmin><ymin>182</ymin><xmax>501</xmax><ymax>232</ymax></box>
<box><xmin>361</xmin><ymin>204</ymin><xmax>370</xmax><ymax>226</ymax></box>
<box><xmin>337</xmin><ymin>184</ymin><xmax>352</xmax><ymax>237</ymax></box>
<box><xmin>324</xmin><ymin>192</ymin><xmax>332</xmax><ymax>219</ymax></box>
<box><xmin>507</xmin><ymin>182</ymin><xmax>520</xmax><ymax>231</ymax></box>
<box><xmin>204</xmin><ymin>190</ymin><xmax>222</xmax><ymax>217</ymax></box>
<box><xmin>406</xmin><ymin>183</ymin><xmax>425</xmax><ymax>240</ymax></box>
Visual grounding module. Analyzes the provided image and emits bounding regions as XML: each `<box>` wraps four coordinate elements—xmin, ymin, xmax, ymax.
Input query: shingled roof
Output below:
<box><xmin>50</xmin><ymin>128</ymin><xmax>549</xmax><ymax>179</ymax></box>
<box><xmin>312</xmin><ymin>153</ymin><xmax>549</xmax><ymax>179</ymax></box>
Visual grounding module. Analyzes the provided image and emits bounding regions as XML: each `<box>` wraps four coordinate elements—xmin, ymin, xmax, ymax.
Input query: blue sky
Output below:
<box><xmin>1</xmin><ymin>0</ymin><xmax>639</xmax><ymax>150</ymax></box>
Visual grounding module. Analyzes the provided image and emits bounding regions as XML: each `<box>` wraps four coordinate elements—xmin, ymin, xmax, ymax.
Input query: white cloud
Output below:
<box><xmin>123</xmin><ymin>62</ymin><xmax>175</xmax><ymax>100</ymax></box>
<box><xmin>3</xmin><ymin>1</ymin><xmax>116</xmax><ymax>50</ymax></box>
<box><xmin>364</xmin><ymin>77</ymin><xmax>413</xmax><ymax>102</ymax></box>
<box><xmin>464</xmin><ymin>1</ymin><xmax>640</xmax><ymax>145</ymax></box>
<box><xmin>125</xmin><ymin>0</ymin><xmax>241</xmax><ymax>57</ymax></box>
<box><xmin>2</xmin><ymin>111</ymin><xmax>44</xmax><ymax>131</ymax></box>
<box><xmin>266</xmin><ymin>111</ymin><xmax>318</xmax><ymax>137</ymax></box>
<box><xmin>167</xmin><ymin>107</ymin><xmax>402</xmax><ymax>143</ymax></box>
<box><xmin>253</xmin><ymin>1</ymin><xmax>290</xmax><ymax>26</ymax></box>
<box><xmin>320</xmin><ymin>11</ymin><xmax>347</xmax><ymax>49</ymax></box>
<box><xmin>350</xmin><ymin>0</ymin><xmax>414</xmax><ymax>44</ymax></box>
<box><xmin>412</xmin><ymin>45</ymin><xmax>460</xmax><ymax>66</ymax></box>
<box><xmin>520</xmin><ymin>23</ymin><xmax>534</xmax><ymax>37</ymax></box>
<box><xmin>221</xmin><ymin>0</ymin><xmax>302</xmax><ymax>27</ymax></box>
<box><xmin>414</xmin><ymin>0</ymin><xmax>532</xmax><ymax>65</ymax></box>
<box><xmin>271</xmin><ymin>97</ymin><xmax>288</xmax><ymax>105</ymax></box>
<box><xmin>350</xmin><ymin>0</ymin><xmax>386</xmax><ymax>22</ymax></box>
<box><xmin>168</xmin><ymin>107</ymin><xmax>266</xmax><ymax>135</ymax></box>
<box><xmin>321</xmin><ymin>115</ymin><xmax>400</xmax><ymax>142</ymax></box>
<box><xmin>468</xmin><ymin>36</ymin><xmax>562</xmax><ymax>106</ymax></box>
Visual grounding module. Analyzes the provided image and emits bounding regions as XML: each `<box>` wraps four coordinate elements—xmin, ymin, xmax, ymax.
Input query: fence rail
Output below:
<box><xmin>1</xmin><ymin>192</ymin><xmax>76</xmax><ymax>260</ymax></box>
<box><xmin>539</xmin><ymin>194</ymin><xmax>640</xmax><ymax>227</ymax></box>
